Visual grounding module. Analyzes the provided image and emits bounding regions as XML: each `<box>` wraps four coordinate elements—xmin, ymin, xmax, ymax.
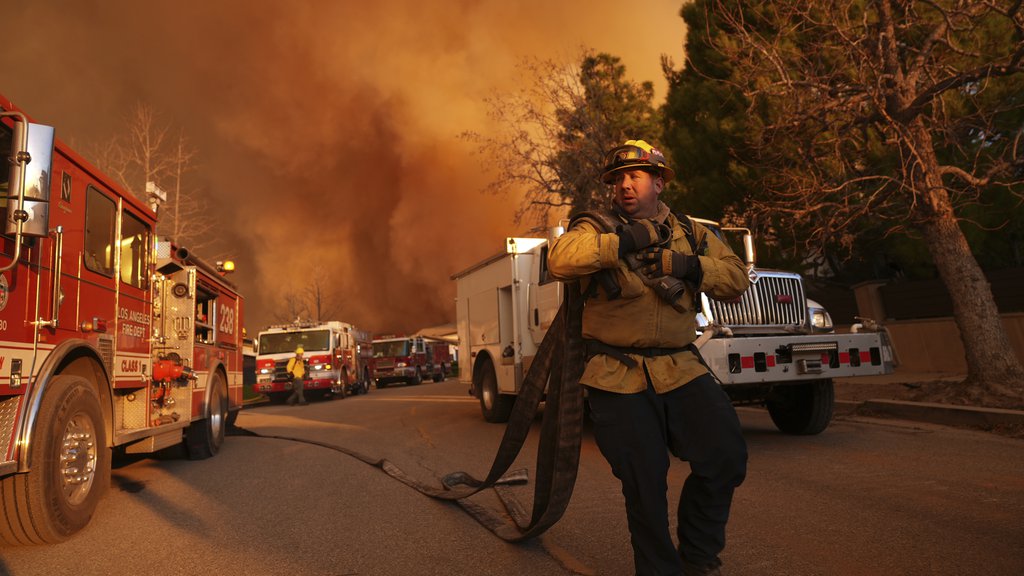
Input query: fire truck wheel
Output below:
<box><xmin>410</xmin><ymin>368</ymin><xmax>422</xmax><ymax>386</ymax></box>
<box><xmin>0</xmin><ymin>375</ymin><xmax>110</xmax><ymax>545</ymax></box>
<box><xmin>477</xmin><ymin>357</ymin><xmax>513</xmax><ymax>423</ymax></box>
<box><xmin>186</xmin><ymin>372</ymin><xmax>228</xmax><ymax>460</ymax></box>
<box><xmin>766</xmin><ymin>378</ymin><xmax>835</xmax><ymax>435</ymax></box>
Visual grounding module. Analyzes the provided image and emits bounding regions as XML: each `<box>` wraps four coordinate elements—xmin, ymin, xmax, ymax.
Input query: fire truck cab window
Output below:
<box><xmin>374</xmin><ymin>340</ymin><xmax>409</xmax><ymax>358</ymax></box>
<box><xmin>84</xmin><ymin>186</ymin><xmax>116</xmax><ymax>276</ymax></box>
<box><xmin>258</xmin><ymin>330</ymin><xmax>330</xmax><ymax>354</ymax></box>
<box><xmin>194</xmin><ymin>286</ymin><xmax>217</xmax><ymax>344</ymax></box>
<box><xmin>119</xmin><ymin>211</ymin><xmax>150</xmax><ymax>289</ymax></box>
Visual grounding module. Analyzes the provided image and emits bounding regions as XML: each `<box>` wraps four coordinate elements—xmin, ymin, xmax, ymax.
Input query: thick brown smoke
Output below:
<box><xmin>0</xmin><ymin>0</ymin><xmax>683</xmax><ymax>334</ymax></box>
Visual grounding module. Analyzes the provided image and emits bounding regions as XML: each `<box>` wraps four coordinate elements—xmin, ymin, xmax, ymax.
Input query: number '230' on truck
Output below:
<box><xmin>452</xmin><ymin>221</ymin><xmax>896</xmax><ymax>435</ymax></box>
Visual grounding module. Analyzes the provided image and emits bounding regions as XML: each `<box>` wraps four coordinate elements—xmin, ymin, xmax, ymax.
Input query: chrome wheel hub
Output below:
<box><xmin>60</xmin><ymin>413</ymin><xmax>97</xmax><ymax>506</ymax></box>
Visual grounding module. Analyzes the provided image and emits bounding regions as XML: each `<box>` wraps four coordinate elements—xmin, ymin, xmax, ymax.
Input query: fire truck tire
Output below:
<box><xmin>186</xmin><ymin>372</ymin><xmax>228</xmax><ymax>460</ymax></box>
<box><xmin>0</xmin><ymin>375</ymin><xmax>110</xmax><ymax>545</ymax></box>
<box><xmin>766</xmin><ymin>379</ymin><xmax>835</xmax><ymax>435</ymax></box>
<box><xmin>410</xmin><ymin>368</ymin><xmax>422</xmax><ymax>386</ymax></box>
<box><xmin>477</xmin><ymin>357</ymin><xmax>513</xmax><ymax>423</ymax></box>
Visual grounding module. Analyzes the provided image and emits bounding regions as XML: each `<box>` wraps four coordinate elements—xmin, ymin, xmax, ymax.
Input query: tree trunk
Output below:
<box><xmin>913</xmin><ymin>128</ymin><xmax>1024</xmax><ymax>402</ymax></box>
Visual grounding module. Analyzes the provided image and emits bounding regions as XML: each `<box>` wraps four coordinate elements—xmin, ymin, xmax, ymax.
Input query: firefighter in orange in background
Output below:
<box><xmin>286</xmin><ymin>346</ymin><xmax>308</xmax><ymax>406</ymax></box>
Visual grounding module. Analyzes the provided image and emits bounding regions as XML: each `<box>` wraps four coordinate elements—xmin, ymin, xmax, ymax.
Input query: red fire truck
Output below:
<box><xmin>371</xmin><ymin>335</ymin><xmax>451</xmax><ymax>388</ymax></box>
<box><xmin>255</xmin><ymin>320</ymin><xmax>373</xmax><ymax>401</ymax></box>
<box><xmin>0</xmin><ymin>96</ymin><xmax>245</xmax><ymax>544</ymax></box>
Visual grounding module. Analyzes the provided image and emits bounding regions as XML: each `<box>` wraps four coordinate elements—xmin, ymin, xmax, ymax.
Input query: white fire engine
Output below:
<box><xmin>0</xmin><ymin>97</ymin><xmax>245</xmax><ymax>544</ymax></box>
<box><xmin>255</xmin><ymin>320</ymin><xmax>373</xmax><ymax>401</ymax></box>
<box><xmin>371</xmin><ymin>335</ymin><xmax>450</xmax><ymax>388</ymax></box>
<box><xmin>453</xmin><ymin>223</ymin><xmax>896</xmax><ymax>434</ymax></box>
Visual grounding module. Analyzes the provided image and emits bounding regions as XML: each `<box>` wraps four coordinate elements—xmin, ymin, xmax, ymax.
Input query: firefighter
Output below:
<box><xmin>286</xmin><ymin>346</ymin><xmax>308</xmax><ymax>406</ymax></box>
<box><xmin>547</xmin><ymin>139</ymin><xmax>750</xmax><ymax>576</ymax></box>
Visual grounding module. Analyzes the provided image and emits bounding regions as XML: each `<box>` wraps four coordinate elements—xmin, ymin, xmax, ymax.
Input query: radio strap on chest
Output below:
<box><xmin>573</xmin><ymin>209</ymin><xmax>704</xmax><ymax>309</ymax></box>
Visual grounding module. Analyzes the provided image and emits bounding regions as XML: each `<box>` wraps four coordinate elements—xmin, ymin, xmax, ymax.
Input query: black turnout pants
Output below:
<box><xmin>586</xmin><ymin>372</ymin><xmax>747</xmax><ymax>576</ymax></box>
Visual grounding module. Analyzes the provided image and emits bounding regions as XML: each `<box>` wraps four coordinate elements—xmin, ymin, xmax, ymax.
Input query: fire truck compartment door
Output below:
<box><xmin>468</xmin><ymin>286</ymin><xmax>510</xmax><ymax>346</ymax></box>
<box><xmin>527</xmin><ymin>281</ymin><xmax>559</xmax><ymax>347</ymax></box>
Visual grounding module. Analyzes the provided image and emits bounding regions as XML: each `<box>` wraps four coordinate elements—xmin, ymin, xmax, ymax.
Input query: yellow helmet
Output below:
<box><xmin>601</xmin><ymin>139</ymin><xmax>675</xmax><ymax>184</ymax></box>
<box><xmin>295</xmin><ymin>346</ymin><xmax>304</xmax><ymax>354</ymax></box>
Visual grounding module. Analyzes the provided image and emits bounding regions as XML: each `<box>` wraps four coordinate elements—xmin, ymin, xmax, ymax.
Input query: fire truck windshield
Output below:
<box><xmin>260</xmin><ymin>329</ymin><xmax>331</xmax><ymax>354</ymax></box>
<box><xmin>374</xmin><ymin>340</ymin><xmax>409</xmax><ymax>358</ymax></box>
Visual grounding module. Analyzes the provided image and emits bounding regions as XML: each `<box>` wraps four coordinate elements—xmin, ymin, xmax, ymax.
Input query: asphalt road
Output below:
<box><xmin>1</xmin><ymin>378</ymin><xmax>1022</xmax><ymax>576</ymax></box>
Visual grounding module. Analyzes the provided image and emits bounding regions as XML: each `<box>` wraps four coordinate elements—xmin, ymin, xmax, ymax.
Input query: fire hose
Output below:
<box><xmin>232</xmin><ymin>282</ymin><xmax>586</xmax><ymax>542</ymax></box>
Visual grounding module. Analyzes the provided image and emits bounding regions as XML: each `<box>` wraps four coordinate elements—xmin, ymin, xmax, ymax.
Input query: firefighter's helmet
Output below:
<box><xmin>295</xmin><ymin>346</ymin><xmax>304</xmax><ymax>355</ymax></box>
<box><xmin>601</xmin><ymin>139</ymin><xmax>675</xmax><ymax>184</ymax></box>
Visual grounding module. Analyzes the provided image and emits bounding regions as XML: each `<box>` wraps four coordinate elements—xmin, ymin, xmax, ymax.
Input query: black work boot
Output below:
<box><xmin>683</xmin><ymin>559</ymin><xmax>723</xmax><ymax>576</ymax></box>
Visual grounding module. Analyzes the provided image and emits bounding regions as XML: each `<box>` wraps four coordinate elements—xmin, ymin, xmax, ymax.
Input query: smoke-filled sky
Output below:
<box><xmin>1</xmin><ymin>0</ymin><xmax>686</xmax><ymax>335</ymax></box>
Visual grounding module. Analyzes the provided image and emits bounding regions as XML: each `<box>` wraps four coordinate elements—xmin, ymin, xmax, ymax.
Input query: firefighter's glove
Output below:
<box><xmin>616</xmin><ymin>220</ymin><xmax>671</xmax><ymax>258</ymax></box>
<box><xmin>638</xmin><ymin>247</ymin><xmax>702</xmax><ymax>282</ymax></box>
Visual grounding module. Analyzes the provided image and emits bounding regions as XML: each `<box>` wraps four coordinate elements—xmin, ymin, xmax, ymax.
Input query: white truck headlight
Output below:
<box><xmin>805</xmin><ymin>298</ymin><xmax>833</xmax><ymax>333</ymax></box>
<box><xmin>810</xmin><ymin>308</ymin><xmax>833</xmax><ymax>331</ymax></box>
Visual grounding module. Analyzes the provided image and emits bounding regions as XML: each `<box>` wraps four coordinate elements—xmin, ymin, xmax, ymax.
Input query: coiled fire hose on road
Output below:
<box><xmin>233</xmin><ymin>282</ymin><xmax>586</xmax><ymax>542</ymax></box>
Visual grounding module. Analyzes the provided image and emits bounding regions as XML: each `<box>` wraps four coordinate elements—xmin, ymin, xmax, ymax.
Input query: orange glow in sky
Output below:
<box><xmin>1</xmin><ymin>0</ymin><xmax>687</xmax><ymax>333</ymax></box>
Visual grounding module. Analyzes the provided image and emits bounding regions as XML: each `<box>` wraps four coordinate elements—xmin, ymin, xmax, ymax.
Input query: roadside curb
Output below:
<box><xmin>837</xmin><ymin>398</ymin><xmax>1024</xmax><ymax>431</ymax></box>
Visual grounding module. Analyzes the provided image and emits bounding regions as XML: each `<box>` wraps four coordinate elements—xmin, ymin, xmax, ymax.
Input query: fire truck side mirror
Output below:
<box><xmin>5</xmin><ymin>121</ymin><xmax>55</xmax><ymax>238</ymax></box>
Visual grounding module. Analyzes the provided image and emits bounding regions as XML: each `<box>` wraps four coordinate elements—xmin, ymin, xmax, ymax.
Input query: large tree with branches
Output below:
<box><xmin>678</xmin><ymin>0</ymin><xmax>1024</xmax><ymax>403</ymax></box>
<box><xmin>465</xmin><ymin>51</ymin><xmax>662</xmax><ymax>227</ymax></box>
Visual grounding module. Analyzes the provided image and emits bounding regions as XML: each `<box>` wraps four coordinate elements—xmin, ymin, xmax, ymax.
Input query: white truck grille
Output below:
<box><xmin>707</xmin><ymin>271</ymin><xmax>806</xmax><ymax>328</ymax></box>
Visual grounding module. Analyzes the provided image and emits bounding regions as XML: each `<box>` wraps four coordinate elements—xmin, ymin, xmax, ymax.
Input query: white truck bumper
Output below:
<box><xmin>699</xmin><ymin>332</ymin><xmax>896</xmax><ymax>385</ymax></box>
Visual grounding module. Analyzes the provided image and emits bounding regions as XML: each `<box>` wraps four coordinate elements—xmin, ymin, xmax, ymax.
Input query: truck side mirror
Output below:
<box><xmin>742</xmin><ymin>232</ymin><xmax>756</xmax><ymax>268</ymax></box>
<box><xmin>5</xmin><ymin>120</ymin><xmax>55</xmax><ymax>238</ymax></box>
<box><xmin>720</xmin><ymin>226</ymin><xmax>757</xmax><ymax>269</ymax></box>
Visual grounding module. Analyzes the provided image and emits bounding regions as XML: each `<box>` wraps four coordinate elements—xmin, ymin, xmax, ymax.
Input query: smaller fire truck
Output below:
<box><xmin>453</xmin><ymin>223</ymin><xmax>896</xmax><ymax>434</ymax></box>
<box><xmin>371</xmin><ymin>335</ymin><xmax>451</xmax><ymax>388</ymax></box>
<box><xmin>0</xmin><ymin>98</ymin><xmax>245</xmax><ymax>545</ymax></box>
<box><xmin>255</xmin><ymin>321</ymin><xmax>373</xmax><ymax>402</ymax></box>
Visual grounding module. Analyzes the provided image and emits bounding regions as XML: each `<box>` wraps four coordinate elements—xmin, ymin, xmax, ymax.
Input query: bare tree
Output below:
<box><xmin>162</xmin><ymin>131</ymin><xmax>217</xmax><ymax>252</ymax></box>
<box><xmin>87</xmin><ymin>102</ymin><xmax>216</xmax><ymax>252</ymax></box>
<box><xmin>303</xmin><ymin>268</ymin><xmax>340</xmax><ymax>322</ymax></box>
<box><xmin>696</xmin><ymin>0</ymin><xmax>1024</xmax><ymax>402</ymax></box>
<box><xmin>464</xmin><ymin>51</ymin><xmax>662</xmax><ymax>228</ymax></box>
<box><xmin>274</xmin><ymin>268</ymin><xmax>340</xmax><ymax>324</ymax></box>
<box><xmin>274</xmin><ymin>293</ymin><xmax>310</xmax><ymax>325</ymax></box>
